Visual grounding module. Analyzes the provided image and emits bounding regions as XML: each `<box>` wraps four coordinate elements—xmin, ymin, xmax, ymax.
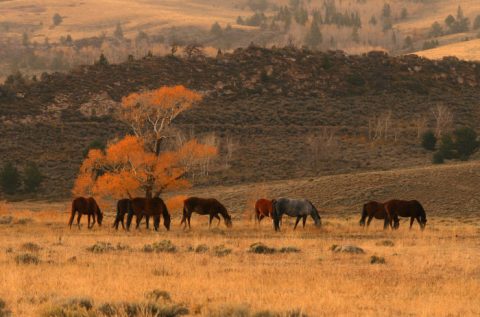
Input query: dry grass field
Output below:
<box><xmin>415</xmin><ymin>38</ymin><xmax>480</xmax><ymax>61</ymax></box>
<box><xmin>1</xmin><ymin>162</ymin><xmax>480</xmax><ymax>316</ymax></box>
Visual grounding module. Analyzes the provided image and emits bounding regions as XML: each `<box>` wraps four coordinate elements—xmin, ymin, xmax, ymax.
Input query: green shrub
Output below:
<box><xmin>145</xmin><ymin>289</ymin><xmax>171</xmax><ymax>301</ymax></box>
<box><xmin>370</xmin><ymin>255</ymin><xmax>386</xmax><ymax>264</ymax></box>
<box><xmin>278</xmin><ymin>246</ymin><xmax>301</xmax><ymax>253</ymax></box>
<box><xmin>0</xmin><ymin>162</ymin><xmax>21</xmax><ymax>195</ymax></box>
<box><xmin>438</xmin><ymin>134</ymin><xmax>456</xmax><ymax>159</ymax></box>
<box><xmin>194</xmin><ymin>244</ymin><xmax>209</xmax><ymax>253</ymax></box>
<box><xmin>0</xmin><ymin>298</ymin><xmax>12</xmax><ymax>317</ymax></box>
<box><xmin>87</xmin><ymin>242</ymin><xmax>114</xmax><ymax>253</ymax></box>
<box><xmin>21</xmin><ymin>242</ymin><xmax>41</xmax><ymax>252</ymax></box>
<box><xmin>432</xmin><ymin>151</ymin><xmax>444</xmax><ymax>164</ymax></box>
<box><xmin>15</xmin><ymin>253</ymin><xmax>40</xmax><ymax>265</ymax></box>
<box><xmin>249</xmin><ymin>242</ymin><xmax>276</xmax><ymax>254</ymax></box>
<box><xmin>453</xmin><ymin>127</ymin><xmax>479</xmax><ymax>160</ymax></box>
<box><xmin>23</xmin><ymin>162</ymin><xmax>44</xmax><ymax>193</ymax></box>
<box><xmin>213</xmin><ymin>245</ymin><xmax>232</xmax><ymax>257</ymax></box>
<box><xmin>421</xmin><ymin>130</ymin><xmax>437</xmax><ymax>151</ymax></box>
<box><xmin>143</xmin><ymin>240</ymin><xmax>177</xmax><ymax>253</ymax></box>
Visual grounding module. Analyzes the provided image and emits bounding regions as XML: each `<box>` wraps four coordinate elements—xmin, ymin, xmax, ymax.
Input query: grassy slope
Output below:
<box><xmin>415</xmin><ymin>38</ymin><xmax>480</xmax><ymax>61</ymax></box>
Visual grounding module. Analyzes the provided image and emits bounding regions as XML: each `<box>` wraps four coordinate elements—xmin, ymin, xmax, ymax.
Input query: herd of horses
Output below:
<box><xmin>69</xmin><ymin>196</ymin><xmax>427</xmax><ymax>231</ymax></box>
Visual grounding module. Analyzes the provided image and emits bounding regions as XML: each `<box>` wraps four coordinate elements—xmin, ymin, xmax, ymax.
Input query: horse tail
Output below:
<box><xmin>359</xmin><ymin>204</ymin><xmax>367</xmax><ymax>226</ymax></box>
<box><xmin>180</xmin><ymin>201</ymin><xmax>188</xmax><ymax>225</ymax></box>
<box><xmin>68</xmin><ymin>199</ymin><xmax>76</xmax><ymax>227</ymax></box>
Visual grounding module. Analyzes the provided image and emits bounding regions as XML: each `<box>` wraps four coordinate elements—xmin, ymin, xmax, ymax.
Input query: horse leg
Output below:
<box><xmin>91</xmin><ymin>213</ymin><xmax>96</xmax><ymax>228</ymax></box>
<box><xmin>259</xmin><ymin>215</ymin><xmax>265</xmax><ymax>224</ymax></box>
<box><xmin>415</xmin><ymin>217</ymin><xmax>423</xmax><ymax>229</ymax></box>
<box><xmin>136</xmin><ymin>214</ymin><xmax>143</xmax><ymax>229</ymax></box>
<box><xmin>154</xmin><ymin>215</ymin><xmax>160</xmax><ymax>231</ymax></box>
<box><xmin>215</xmin><ymin>214</ymin><xmax>221</xmax><ymax>226</ymax></box>
<box><xmin>68</xmin><ymin>210</ymin><xmax>76</xmax><ymax>229</ymax></box>
<box><xmin>209</xmin><ymin>214</ymin><xmax>214</xmax><ymax>228</ymax></box>
<box><xmin>383</xmin><ymin>217</ymin><xmax>390</xmax><ymax>230</ymax></box>
<box><xmin>302</xmin><ymin>215</ymin><xmax>307</xmax><ymax>228</ymax></box>
<box><xmin>87</xmin><ymin>214</ymin><xmax>91</xmax><ymax>229</ymax></box>
<box><xmin>187</xmin><ymin>214</ymin><xmax>191</xmax><ymax>229</ymax></box>
<box><xmin>77</xmin><ymin>214</ymin><xmax>82</xmax><ymax>229</ymax></box>
<box><xmin>294</xmin><ymin>216</ymin><xmax>301</xmax><ymax>230</ymax></box>
<box><xmin>410</xmin><ymin>217</ymin><xmax>415</xmax><ymax>229</ymax></box>
<box><xmin>145</xmin><ymin>216</ymin><xmax>150</xmax><ymax>230</ymax></box>
<box><xmin>366</xmin><ymin>216</ymin><xmax>373</xmax><ymax>227</ymax></box>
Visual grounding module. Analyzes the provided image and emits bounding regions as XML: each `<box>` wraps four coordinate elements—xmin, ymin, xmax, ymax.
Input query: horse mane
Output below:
<box><xmin>413</xmin><ymin>200</ymin><xmax>427</xmax><ymax>219</ymax></box>
<box><xmin>307</xmin><ymin>200</ymin><xmax>321</xmax><ymax>219</ymax></box>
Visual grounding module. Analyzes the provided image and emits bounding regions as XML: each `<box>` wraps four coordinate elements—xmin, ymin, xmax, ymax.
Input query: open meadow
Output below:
<box><xmin>1</xmin><ymin>162</ymin><xmax>480</xmax><ymax>316</ymax></box>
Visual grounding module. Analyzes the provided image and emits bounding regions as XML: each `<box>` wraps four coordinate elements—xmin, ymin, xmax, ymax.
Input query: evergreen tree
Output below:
<box><xmin>114</xmin><ymin>23</ymin><xmax>124</xmax><ymax>40</ymax></box>
<box><xmin>210</xmin><ymin>22</ymin><xmax>223</xmax><ymax>37</ymax></box>
<box><xmin>0</xmin><ymin>162</ymin><xmax>21</xmax><ymax>195</ymax></box>
<box><xmin>23</xmin><ymin>162</ymin><xmax>44</xmax><ymax>193</ymax></box>
<box><xmin>305</xmin><ymin>17</ymin><xmax>322</xmax><ymax>49</ymax></box>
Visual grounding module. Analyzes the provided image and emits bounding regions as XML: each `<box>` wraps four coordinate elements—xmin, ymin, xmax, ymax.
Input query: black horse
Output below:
<box><xmin>181</xmin><ymin>197</ymin><xmax>232</xmax><ymax>229</ymax></box>
<box><xmin>113</xmin><ymin>199</ymin><xmax>151</xmax><ymax>230</ymax></box>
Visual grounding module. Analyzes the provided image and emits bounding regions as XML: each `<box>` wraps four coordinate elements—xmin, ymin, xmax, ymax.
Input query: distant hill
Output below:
<box><xmin>415</xmin><ymin>39</ymin><xmax>480</xmax><ymax>61</ymax></box>
<box><xmin>1</xmin><ymin>46</ymin><xmax>480</xmax><ymax>198</ymax></box>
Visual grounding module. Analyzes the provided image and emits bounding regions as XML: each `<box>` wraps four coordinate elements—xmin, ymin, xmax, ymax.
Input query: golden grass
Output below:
<box><xmin>415</xmin><ymin>38</ymin><xmax>480</xmax><ymax>61</ymax></box>
<box><xmin>1</xmin><ymin>160</ymin><xmax>480</xmax><ymax>316</ymax></box>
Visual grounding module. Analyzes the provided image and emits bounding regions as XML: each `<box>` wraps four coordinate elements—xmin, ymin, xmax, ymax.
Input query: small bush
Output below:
<box><xmin>0</xmin><ymin>298</ymin><xmax>12</xmax><ymax>317</ymax></box>
<box><xmin>15</xmin><ymin>253</ymin><xmax>40</xmax><ymax>265</ymax></box>
<box><xmin>16</xmin><ymin>218</ymin><xmax>34</xmax><ymax>225</ymax></box>
<box><xmin>23</xmin><ymin>162</ymin><xmax>44</xmax><ymax>193</ymax></box>
<box><xmin>143</xmin><ymin>240</ymin><xmax>177</xmax><ymax>253</ymax></box>
<box><xmin>370</xmin><ymin>255</ymin><xmax>386</xmax><ymax>264</ymax></box>
<box><xmin>213</xmin><ymin>245</ymin><xmax>232</xmax><ymax>257</ymax></box>
<box><xmin>87</xmin><ymin>242</ymin><xmax>114</xmax><ymax>253</ymax></box>
<box><xmin>52</xmin><ymin>13</ymin><xmax>63</xmax><ymax>26</ymax></box>
<box><xmin>145</xmin><ymin>289</ymin><xmax>171</xmax><ymax>301</ymax></box>
<box><xmin>453</xmin><ymin>127</ymin><xmax>479</xmax><ymax>160</ymax></box>
<box><xmin>249</xmin><ymin>242</ymin><xmax>276</xmax><ymax>254</ymax></box>
<box><xmin>421</xmin><ymin>131</ymin><xmax>437</xmax><ymax>151</ymax></box>
<box><xmin>0</xmin><ymin>216</ymin><xmax>13</xmax><ymax>225</ymax></box>
<box><xmin>375</xmin><ymin>240</ymin><xmax>394</xmax><ymax>247</ymax></box>
<box><xmin>0</xmin><ymin>162</ymin><xmax>21</xmax><ymax>195</ymax></box>
<box><xmin>432</xmin><ymin>151</ymin><xmax>444</xmax><ymax>164</ymax></box>
<box><xmin>21</xmin><ymin>242</ymin><xmax>41</xmax><ymax>252</ymax></box>
<box><xmin>195</xmin><ymin>244</ymin><xmax>209</xmax><ymax>253</ymax></box>
<box><xmin>115</xmin><ymin>243</ymin><xmax>131</xmax><ymax>251</ymax></box>
<box><xmin>279</xmin><ymin>246</ymin><xmax>301</xmax><ymax>253</ymax></box>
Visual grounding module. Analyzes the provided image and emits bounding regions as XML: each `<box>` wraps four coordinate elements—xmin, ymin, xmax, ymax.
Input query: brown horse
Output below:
<box><xmin>384</xmin><ymin>199</ymin><xmax>427</xmax><ymax>230</ymax></box>
<box><xmin>126</xmin><ymin>197</ymin><xmax>170</xmax><ymax>231</ymax></box>
<box><xmin>359</xmin><ymin>201</ymin><xmax>389</xmax><ymax>229</ymax></box>
<box><xmin>181</xmin><ymin>197</ymin><xmax>232</xmax><ymax>229</ymax></box>
<box><xmin>69</xmin><ymin>197</ymin><xmax>103</xmax><ymax>229</ymax></box>
<box><xmin>113</xmin><ymin>198</ymin><xmax>150</xmax><ymax>230</ymax></box>
<box><xmin>255</xmin><ymin>198</ymin><xmax>273</xmax><ymax>224</ymax></box>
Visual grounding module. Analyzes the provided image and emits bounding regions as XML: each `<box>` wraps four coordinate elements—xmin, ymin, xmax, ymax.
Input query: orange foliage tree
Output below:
<box><xmin>73</xmin><ymin>86</ymin><xmax>217</xmax><ymax>199</ymax></box>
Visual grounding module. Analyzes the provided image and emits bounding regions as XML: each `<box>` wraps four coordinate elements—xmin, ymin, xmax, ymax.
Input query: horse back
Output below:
<box><xmin>184</xmin><ymin>197</ymin><xmax>226</xmax><ymax>215</ymax></box>
<box><xmin>72</xmin><ymin>197</ymin><xmax>89</xmax><ymax>214</ymax></box>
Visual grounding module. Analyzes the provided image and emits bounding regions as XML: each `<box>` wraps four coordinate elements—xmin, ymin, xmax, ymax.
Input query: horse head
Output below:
<box><xmin>96</xmin><ymin>207</ymin><xmax>103</xmax><ymax>226</ymax></box>
<box><xmin>308</xmin><ymin>200</ymin><xmax>322</xmax><ymax>227</ymax></box>
<box><xmin>163</xmin><ymin>212</ymin><xmax>171</xmax><ymax>230</ymax></box>
<box><xmin>223</xmin><ymin>212</ymin><xmax>233</xmax><ymax>228</ymax></box>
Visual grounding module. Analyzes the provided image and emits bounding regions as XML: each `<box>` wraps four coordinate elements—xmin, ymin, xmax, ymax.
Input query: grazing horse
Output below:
<box><xmin>254</xmin><ymin>198</ymin><xmax>273</xmax><ymax>224</ymax></box>
<box><xmin>181</xmin><ymin>197</ymin><xmax>232</xmax><ymax>229</ymax></box>
<box><xmin>359</xmin><ymin>201</ymin><xmax>390</xmax><ymax>229</ymax></box>
<box><xmin>126</xmin><ymin>197</ymin><xmax>170</xmax><ymax>231</ymax></box>
<box><xmin>384</xmin><ymin>199</ymin><xmax>427</xmax><ymax>230</ymax></box>
<box><xmin>113</xmin><ymin>199</ymin><xmax>151</xmax><ymax>230</ymax></box>
<box><xmin>272</xmin><ymin>198</ymin><xmax>321</xmax><ymax>231</ymax></box>
<box><xmin>69</xmin><ymin>197</ymin><xmax>103</xmax><ymax>229</ymax></box>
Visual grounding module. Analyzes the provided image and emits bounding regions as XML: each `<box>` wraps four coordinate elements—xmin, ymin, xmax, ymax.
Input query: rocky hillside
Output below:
<box><xmin>1</xmin><ymin>46</ymin><xmax>480</xmax><ymax>198</ymax></box>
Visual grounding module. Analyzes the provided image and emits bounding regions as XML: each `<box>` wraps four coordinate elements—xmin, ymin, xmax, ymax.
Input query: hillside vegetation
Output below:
<box><xmin>1</xmin><ymin>46</ymin><xmax>480</xmax><ymax>198</ymax></box>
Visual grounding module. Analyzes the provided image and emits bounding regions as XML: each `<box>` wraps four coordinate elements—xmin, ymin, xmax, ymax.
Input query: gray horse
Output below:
<box><xmin>272</xmin><ymin>198</ymin><xmax>321</xmax><ymax>231</ymax></box>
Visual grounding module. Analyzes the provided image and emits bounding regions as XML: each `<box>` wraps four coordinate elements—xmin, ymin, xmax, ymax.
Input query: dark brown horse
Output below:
<box><xmin>384</xmin><ymin>199</ymin><xmax>427</xmax><ymax>230</ymax></box>
<box><xmin>255</xmin><ymin>198</ymin><xmax>273</xmax><ymax>224</ymax></box>
<box><xmin>126</xmin><ymin>197</ymin><xmax>170</xmax><ymax>231</ymax></box>
<box><xmin>359</xmin><ymin>201</ymin><xmax>389</xmax><ymax>229</ymax></box>
<box><xmin>181</xmin><ymin>197</ymin><xmax>232</xmax><ymax>229</ymax></box>
<box><xmin>113</xmin><ymin>199</ymin><xmax>151</xmax><ymax>230</ymax></box>
<box><xmin>69</xmin><ymin>197</ymin><xmax>103</xmax><ymax>229</ymax></box>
